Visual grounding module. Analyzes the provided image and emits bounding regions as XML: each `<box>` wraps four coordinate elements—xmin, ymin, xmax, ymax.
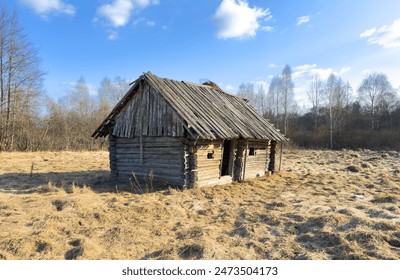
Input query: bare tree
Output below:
<box><xmin>279</xmin><ymin>64</ymin><xmax>295</xmax><ymax>135</ymax></box>
<box><xmin>98</xmin><ymin>76</ymin><xmax>129</xmax><ymax>115</ymax></box>
<box><xmin>257</xmin><ymin>85</ymin><xmax>266</xmax><ymax>115</ymax></box>
<box><xmin>326</xmin><ymin>73</ymin><xmax>336</xmax><ymax>149</ymax></box>
<box><xmin>237</xmin><ymin>82</ymin><xmax>270</xmax><ymax>116</ymax></box>
<box><xmin>0</xmin><ymin>4</ymin><xmax>44</xmax><ymax>151</ymax></box>
<box><xmin>267</xmin><ymin>75</ymin><xmax>281</xmax><ymax>128</ymax></box>
<box><xmin>237</xmin><ymin>83</ymin><xmax>255</xmax><ymax>102</ymax></box>
<box><xmin>333</xmin><ymin>78</ymin><xmax>352</xmax><ymax>147</ymax></box>
<box><xmin>358</xmin><ymin>72</ymin><xmax>393</xmax><ymax>130</ymax></box>
<box><xmin>307</xmin><ymin>74</ymin><xmax>324</xmax><ymax>129</ymax></box>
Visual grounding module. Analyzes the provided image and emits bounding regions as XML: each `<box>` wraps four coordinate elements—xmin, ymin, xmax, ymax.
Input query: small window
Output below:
<box><xmin>207</xmin><ymin>151</ymin><xmax>214</xmax><ymax>159</ymax></box>
<box><xmin>249</xmin><ymin>148</ymin><xmax>255</xmax><ymax>156</ymax></box>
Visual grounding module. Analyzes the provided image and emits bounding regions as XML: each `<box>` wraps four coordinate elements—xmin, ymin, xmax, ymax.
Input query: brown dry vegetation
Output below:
<box><xmin>0</xmin><ymin>149</ymin><xmax>399</xmax><ymax>260</ymax></box>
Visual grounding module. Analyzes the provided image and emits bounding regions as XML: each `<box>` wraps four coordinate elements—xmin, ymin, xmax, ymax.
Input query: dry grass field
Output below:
<box><xmin>0</xmin><ymin>149</ymin><xmax>399</xmax><ymax>260</ymax></box>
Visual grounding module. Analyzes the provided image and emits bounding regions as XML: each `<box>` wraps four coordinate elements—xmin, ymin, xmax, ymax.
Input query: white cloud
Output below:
<box><xmin>214</xmin><ymin>0</ymin><xmax>271</xmax><ymax>39</ymax></box>
<box><xmin>107</xmin><ymin>30</ymin><xmax>119</xmax><ymax>41</ymax></box>
<box><xmin>339</xmin><ymin>66</ymin><xmax>351</xmax><ymax>75</ymax></box>
<box><xmin>292</xmin><ymin>64</ymin><xmax>351</xmax><ymax>81</ymax></box>
<box><xmin>360</xmin><ymin>18</ymin><xmax>400</xmax><ymax>48</ymax></box>
<box><xmin>261</xmin><ymin>26</ymin><xmax>273</xmax><ymax>32</ymax></box>
<box><xmin>296</xmin><ymin>15</ymin><xmax>310</xmax><ymax>26</ymax></box>
<box><xmin>133</xmin><ymin>17</ymin><xmax>156</xmax><ymax>26</ymax></box>
<box><xmin>224</xmin><ymin>84</ymin><xmax>235</xmax><ymax>92</ymax></box>
<box><xmin>20</xmin><ymin>0</ymin><xmax>75</xmax><ymax>16</ymax></box>
<box><xmin>97</xmin><ymin>0</ymin><xmax>133</xmax><ymax>27</ymax></box>
<box><xmin>96</xmin><ymin>0</ymin><xmax>159</xmax><ymax>28</ymax></box>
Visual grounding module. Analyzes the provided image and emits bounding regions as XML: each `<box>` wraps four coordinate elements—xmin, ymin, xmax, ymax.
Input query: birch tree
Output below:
<box><xmin>326</xmin><ymin>73</ymin><xmax>336</xmax><ymax>149</ymax></box>
<box><xmin>307</xmin><ymin>74</ymin><xmax>324</xmax><ymax>129</ymax></box>
<box><xmin>279</xmin><ymin>65</ymin><xmax>295</xmax><ymax>135</ymax></box>
<box><xmin>267</xmin><ymin>75</ymin><xmax>282</xmax><ymax>128</ymax></box>
<box><xmin>358</xmin><ymin>72</ymin><xmax>393</xmax><ymax>130</ymax></box>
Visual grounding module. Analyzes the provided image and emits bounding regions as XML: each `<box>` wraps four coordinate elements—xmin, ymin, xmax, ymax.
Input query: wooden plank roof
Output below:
<box><xmin>92</xmin><ymin>72</ymin><xmax>287</xmax><ymax>141</ymax></box>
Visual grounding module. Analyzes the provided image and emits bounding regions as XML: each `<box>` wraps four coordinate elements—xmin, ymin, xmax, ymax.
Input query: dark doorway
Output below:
<box><xmin>221</xmin><ymin>140</ymin><xmax>232</xmax><ymax>176</ymax></box>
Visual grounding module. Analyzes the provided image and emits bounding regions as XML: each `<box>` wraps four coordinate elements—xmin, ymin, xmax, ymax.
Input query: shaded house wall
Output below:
<box><xmin>110</xmin><ymin>136</ymin><xmax>185</xmax><ymax>186</ymax></box>
<box><xmin>192</xmin><ymin>139</ymin><xmax>271</xmax><ymax>187</ymax></box>
<box><xmin>110</xmin><ymin>135</ymin><xmax>273</xmax><ymax>187</ymax></box>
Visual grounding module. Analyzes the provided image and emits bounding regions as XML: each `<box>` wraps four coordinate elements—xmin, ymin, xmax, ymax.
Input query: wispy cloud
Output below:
<box><xmin>107</xmin><ymin>30</ymin><xmax>119</xmax><ymax>41</ymax></box>
<box><xmin>360</xmin><ymin>18</ymin><xmax>400</xmax><ymax>48</ymax></box>
<box><xmin>214</xmin><ymin>0</ymin><xmax>272</xmax><ymax>39</ymax></box>
<box><xmin>224</xmin><ymin>84</ymin><xmax>235</xmax><ymax>91</ymax></box>
<box><xmin>292</xmin><ymin>64</ymin><xmax>350</xmax><ymax>80</ymax></box>
<box><xmin>20</xmin><ymin>0</ymin><xmax>76</xmax><ymax>17</ymax></box>
<box><xmin>133</xmin><ymin>17</ymin><xmax>156</xmax><ymax>27</ymax></box>
<box><xmin>296</xmin><ymin>15</ymin><xmax>310</xmax><ymax>26</ymax></box>
<box><xmin>96</xmin><ymin>0</ymin><xmax>159</xmax><ymax>28</ymax></box>
<box><xmin>267</xmin><ymin>63</ymin><xmax>280</xmax><ymax>68</ymax></box>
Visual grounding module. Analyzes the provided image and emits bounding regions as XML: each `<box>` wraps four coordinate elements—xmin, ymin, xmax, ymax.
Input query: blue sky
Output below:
<box><xmin>10</xmin><ymin>0</ymin><xmax>400</xmax><ymax>108</ymax></box>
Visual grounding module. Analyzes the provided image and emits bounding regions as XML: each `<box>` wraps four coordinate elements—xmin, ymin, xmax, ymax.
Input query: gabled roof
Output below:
<box><xmin>92</xmin><ymin>72</ymin><xmax>287</xmax><ymax>141</ymax></box>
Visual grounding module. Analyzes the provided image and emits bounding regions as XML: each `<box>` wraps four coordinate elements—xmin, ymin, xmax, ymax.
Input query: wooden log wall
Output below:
<box><xmin>183</xmin><ymin>139</ymin><xmax>196</xmax><ymax>188</ymax></box>
<box><xmin>235</xmin><ymin>139</ymin><xmax>269</xmax><ymax>180</ymax></box>
<box><xmin>112</xmin><ymin>82</ymin><xmax>185</xmax><ymax>138</ymax></box>
<box><xmin>234</xmin><ymin>140</ymin><xmax>245</xmax><ymax>181</ymax></box>
<box><xmin>193</xmin><ymin>139</ymin><xmax>232</xmax><ymax>187</ymax></box>
<box><xmin>112</xmin><ymin>136</ymin><xmax>185</xmax><ymax>186</ymax></box>
<box><xmin>268</xmin><ymin>140</ymin><xmax>277</xmax><ymax>172</ymax></box>
<box><xmin>109</xmin><ymin>133</ymin><xmax>117</xmax><ymax>181</ymax></box>
<box><xmin>244</xmin><ymin>139</ymin><xmax>269</xmax><ymax>179</ymax></box>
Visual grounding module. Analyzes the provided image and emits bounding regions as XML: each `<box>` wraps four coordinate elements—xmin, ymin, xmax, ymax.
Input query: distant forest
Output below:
<box><xmin>0</xmin><ymin>5</ymin><xmax>399</xmax><ymax>152</ymax></box>
<box><xmin>237</xmin><ymin>65</ymin><xmax>400</xmax><ymax>151</ymax></box>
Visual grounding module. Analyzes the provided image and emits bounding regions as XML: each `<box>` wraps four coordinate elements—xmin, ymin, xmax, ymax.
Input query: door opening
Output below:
<box><xmin>221</xmin><ymin>140</ymin><xmax>232</xmax><ymax>176</ymax></box>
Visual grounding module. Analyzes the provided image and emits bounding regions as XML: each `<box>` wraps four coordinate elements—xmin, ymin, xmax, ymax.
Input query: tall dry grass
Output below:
<box><xmin>0</xmin><ymin>149</ymin><xmax>399</xmax><ymax>259</ymax></box>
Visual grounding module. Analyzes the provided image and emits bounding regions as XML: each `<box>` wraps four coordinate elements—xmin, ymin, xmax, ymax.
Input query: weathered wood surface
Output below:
<box><xmin>113</xmin><ymin>136</ymin><xmax>185</xmax><ymax>185</ymax></box>
<box><xmin>244</xmin><ymin>140</ymin><xmax>268</xmax><ymax>178</ymax></box>
<box><xmin>193</xmin><ymin>139</ymin><xmax>239</xmax><ymax>187</ymax></box>
<box><xmin>93</xmin><ymin>72</ymin><xmax>288</xmax><ymax>142</ymax></box>
<box><xmin>109</xmin><ymin>134</ymin><xmax>117</xmax><ymax>181</ymax></box>
<box><xmin>144</xmin><ymin>72</ymin><xmax>287</xmax><ymax>141</ymax></box>
<box><xmin>112</xmin><ymin>83</ymin><xmax>185</xmax><ymax>138</ymax></box>
<box><xmin>268</xmin><ymin>140</ymin><xmax>277</xmax><ymax>172</ymax></box>
<box><xmin>109</xmin><ymin>133</ymin><xmax>274</xmax><ymax>187</ymax></box>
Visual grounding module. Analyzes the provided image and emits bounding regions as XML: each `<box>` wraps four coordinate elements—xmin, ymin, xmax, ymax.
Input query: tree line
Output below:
<box><xmin>238</xmin><ymin>65</ymin><xmax>400</xmax><ymax>150</ymax></box>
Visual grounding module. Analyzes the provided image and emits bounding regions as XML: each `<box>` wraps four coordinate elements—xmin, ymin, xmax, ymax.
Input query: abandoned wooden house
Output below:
<box><xmin>92</xmin><ymin>72</ymin><xmax>287</xmax><ymax>187</ymax></box>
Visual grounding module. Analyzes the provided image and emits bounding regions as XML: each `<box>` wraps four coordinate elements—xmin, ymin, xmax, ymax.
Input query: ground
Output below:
<box><xmin>0</xmin><ymin>149</ymin><xmax>399</xmax><ymax>260</ymax></box>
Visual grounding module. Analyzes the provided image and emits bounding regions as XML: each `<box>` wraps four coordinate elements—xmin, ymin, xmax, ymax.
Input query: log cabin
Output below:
<box><xmin>92</xmin><ymin>72</ymin><xmax>287</xmax><ymax>188</ymax></box>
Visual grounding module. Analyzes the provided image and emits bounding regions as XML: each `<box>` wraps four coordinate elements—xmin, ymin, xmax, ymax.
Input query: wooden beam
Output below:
<box><xmin>243</xmin><ymin>139</ymin><xmax>248</xmax><ymax>180</ymax></box>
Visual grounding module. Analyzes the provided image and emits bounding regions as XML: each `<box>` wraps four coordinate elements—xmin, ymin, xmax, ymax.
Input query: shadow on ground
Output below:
<box><xmin>0</xmin><ymin>170</ymin><xmax>119</xmax><ymax>194</ymax></box>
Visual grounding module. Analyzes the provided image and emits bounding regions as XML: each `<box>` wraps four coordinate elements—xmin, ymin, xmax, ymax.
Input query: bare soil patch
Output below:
<box><xmin>0</xmin><ymin>149</ymin><xmax>399</xmax><ymax>259</ymax></box>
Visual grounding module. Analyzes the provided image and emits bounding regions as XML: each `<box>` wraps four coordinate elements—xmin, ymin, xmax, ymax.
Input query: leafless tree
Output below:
<box><xmin>237</xmin><ymin>82</ymin><xmax>270</xmax><ymax>117</ymax></box>
<box><xmin>333</xmin><ymin>78</ymin><xmax>352</xmax><ymax>146</ymax></box>
<box><xmin>0</xmin><ymin>4</ymin><xmax>44</xmax><ymax>151</ymax></box>
<box><xmin>98</xmin><ymin>76</ymin><xmax>129</xmax><ymax>116</ymax></box>
<box><xmin>267</xmin><ymin>75</ymin><xmax>281</xmax><ymax>128</ymax></box>
<box><xmin>326</xmin><ymin>73</ymin><xmax>336</xmax><ymax>149</ymax></box>
<box><xmin>358</xmin><ymin>72</ymin><xmax>393</xmax><ymax>130</ymax></box>
<box><xmin>257</xmin><ymin>85</ymin><xmax>266</xmax><ymax>115</ymax></box>
<box><xmin>307</xmin><ymin>74</ymin><xmax>324</xmax><ymax>129</ymax></box>
<box><xmin>279</xmin><ymin>65</ymin><xmax>295</xmax><ymax>135</ymax></box>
